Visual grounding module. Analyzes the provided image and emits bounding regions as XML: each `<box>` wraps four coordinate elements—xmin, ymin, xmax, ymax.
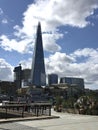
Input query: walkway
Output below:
<box><xmin>0</xmin><ymin>109</ymin><xmax>98</xmax><ymax>130</ymax></box>
<box><xmin>18</xmin><ymin>109</ymin><xmax>98</xmax><ymax>130</ymax></box>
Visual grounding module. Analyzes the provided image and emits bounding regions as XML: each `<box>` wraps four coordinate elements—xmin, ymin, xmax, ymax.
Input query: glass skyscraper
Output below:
<box><xmin>31</xmin><ymin>22</ymin><xmax>46</xmax><ymax>87</ymax></box>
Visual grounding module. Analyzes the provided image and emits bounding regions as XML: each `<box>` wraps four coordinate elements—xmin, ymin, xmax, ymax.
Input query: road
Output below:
<box><xmin>0</xmin><ymin>109</ymin><xmax>98</xmax><ymax>130</ymax></box>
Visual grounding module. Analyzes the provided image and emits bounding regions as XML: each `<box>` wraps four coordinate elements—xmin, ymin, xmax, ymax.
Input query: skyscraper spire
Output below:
<box><xmin>31</xmin><ymin>22</ymin><xmax>46</xmax><ymax>87</ymax></box>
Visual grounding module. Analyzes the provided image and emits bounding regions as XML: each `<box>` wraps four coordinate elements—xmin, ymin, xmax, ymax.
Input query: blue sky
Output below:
<box><xmin>0</xmin><ymin>0</ymin><xmax>98</xmax><ymax>90</ymax></box>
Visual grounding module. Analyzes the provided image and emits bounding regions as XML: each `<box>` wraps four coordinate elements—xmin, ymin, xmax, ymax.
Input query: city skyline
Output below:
<box><xmin>0</xmin><ymin>0</ymin><xmax>98</xmax><ymax>89</ymax></box>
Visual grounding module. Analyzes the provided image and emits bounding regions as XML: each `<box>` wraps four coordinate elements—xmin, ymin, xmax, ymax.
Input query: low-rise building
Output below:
<box><xmin>60</xmin><ymin>77</ymin><xmax>84</xmax><ymax>89</ymax></box>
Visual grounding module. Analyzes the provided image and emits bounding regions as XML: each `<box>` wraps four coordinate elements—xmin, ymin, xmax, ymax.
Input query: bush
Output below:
<box><xmin>74</xmin><ymin>96</ymin><xmax>98</xmax><ymax>115</ymax></box>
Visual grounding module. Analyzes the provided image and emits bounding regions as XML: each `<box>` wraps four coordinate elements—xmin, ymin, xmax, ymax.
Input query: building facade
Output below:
<box><xmin>60</xmin><ymin>77</ymin><xmax>84</xmax><ymax>89</ymax></box>
<box><xmin>13</xmin><ymin>64</ymin><xmax>22</xmax><ymax>89</ymax></box>
<box><xmin>48</xmin><ymin>74</ymin><xmax>58</xmax><ymax>86</ymax></box>
<box><xmin>22</xmin><ymin>69</ymin><xmax>31</xmax><ymax>87</ymax></box>
<box><xmin>31</xmin><ymin>22</ymin><xmax>46</xmax><ymax>87</ymax></box>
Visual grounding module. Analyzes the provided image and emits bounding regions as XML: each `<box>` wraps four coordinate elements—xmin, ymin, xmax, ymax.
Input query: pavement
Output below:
<box><xmin>0</xmin><ymin>115</ymin><xmax>59</xmax><ymax>124</ymax></box>
<box><xmin>0</xmin><ymin>109</ymin><xmax>98</xmax><ymax>130</ymax></box>
<box><xmin>18</xmin><ymin>109</ymin><xmax>98</xmax><ymax>130</ymax></box>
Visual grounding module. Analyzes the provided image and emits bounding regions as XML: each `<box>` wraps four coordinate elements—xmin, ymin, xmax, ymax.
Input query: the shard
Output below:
<box><xmin>31</xmin><ymin>22</ymin><xmax>46</xmax><ymax>87</ymax></box>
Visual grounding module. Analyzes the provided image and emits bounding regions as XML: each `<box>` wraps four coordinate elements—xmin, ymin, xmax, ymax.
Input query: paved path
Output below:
<box><xmin>18</xmin><ymin>109</ymin><xmax>98</xmax><ymax>130</ymax></box>
<box><xmin>0</xmin><ymin>110</ymin><xmax>98</xmax><ymax>130</ymax></box>
<box><xmin>0</xmin><ymin>123</ymin><xmax>39</xmax><ymax>130</ymax></box>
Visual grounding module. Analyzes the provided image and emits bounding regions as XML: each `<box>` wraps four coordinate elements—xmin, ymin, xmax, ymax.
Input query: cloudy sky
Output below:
<box><xmin>0</xmin><ymin>0</ymin><xmax>98</xmax><ymax>90</ymax></box>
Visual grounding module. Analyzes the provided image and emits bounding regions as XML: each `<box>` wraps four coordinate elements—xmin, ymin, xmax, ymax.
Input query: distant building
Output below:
<box><xmin>0</xmin><ymin>81</ymin><xmax>16</xmax><ymax>96</ymax></box>
<box><xmin>13</xmin><ymin>66</ymin><xmax>32</xmax><ymax>88</ymax></box>
<box><xmin>13</xmin><ymin>64</ymin><xmax>22</xmax><ymax>89</ymax></box>
<box><xmin>22</xmin><ymin>69</ymin><xmax>31</xmax><ymax>80</ymax></box>
<box><xmin>22</xmin><ymin>69</ymin><xmax>31</xmax><ymax>87</ymax></box>
<box><xmin>48</xmin><ymin>74</ymin><xmax>58</xmax><ymax>86</ymax></box>
<box><xmin>14</xmin><ymin>22</ymin><xmax>46</xmax><ymax>88</ymax></box>
<box><xmin>31</xmin><ymin>22</ymin><xmax>46</xmax><ymax>87</ymax></box>
<box><xmin>60</xmin><ymin>77</ymin><xmax>84</xmax><ymax>89</ymax></box>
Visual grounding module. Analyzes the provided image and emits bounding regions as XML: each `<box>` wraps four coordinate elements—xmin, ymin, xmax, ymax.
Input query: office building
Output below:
<box><xmin>60</xmin><ymin>77</ymin><xmax>84</xmax><ymax>89</ymax></box>
<box><xmin>22</xmin><ymin>69</ymin><xmax>31</xmax><ymax>87</ymax></box>
<box><xmin>13</xmin><ymin>64</ymin><xmax>22</xmax><ymax>89</ymax></box>
<box><xmin>48</xmin><ymin>74</ymin><xmax>58</xmax><ymax>85</ymax></box>
<box><xmin>31</xmin><ymin>22</ymin><xmax>46</xmax><ymax>87</ymax></box>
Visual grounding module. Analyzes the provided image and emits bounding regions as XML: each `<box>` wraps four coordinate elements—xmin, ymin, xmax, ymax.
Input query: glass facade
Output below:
<box><xmin>48</xmin><ymin>74</ymin><xmax>58</xmax><ymax>85</ymax></box>
<box><xmin>60</xmin><ymin>77</ymin><xmax>84</xmax><ymax>89</ymax></box>
<box><xmin>31</xmin><ymin>22</ymin><xmax>46</xmax><ymax>87</ymax></box>
<box><xmin>13</xmin><ymin>65</ymin><xmax>22</xmax><ymax>89</ymax></box>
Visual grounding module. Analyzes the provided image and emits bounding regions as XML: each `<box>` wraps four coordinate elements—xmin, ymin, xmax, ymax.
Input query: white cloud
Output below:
<box><xmin>0</xmin><ymin>0</ymin><xmax>98</xmax><ymax>53</ymax></box>
<box><xmin>0</xmin><ymin>58</ymin><xmax>14</xmax><ymax>81</ymax></box>
<box><xmin>0</xmin><ymin>8</ymin><xmax>3</xmax><ymax>15</ymax></box>
<box><xmin>23</xmin><ymin>0</ymin><xmax>98</xmax><ymax>29</ymax></box>
<box><xmin>43</xmin><ymin>33</ymin><xmax>62</xmax><ymax>52</ymax></box>
<box><xmin>2</xmin><ymin>18</ymin><xmax>8</xmax><ymax>24</ymax></box>
<box><xmin>0</xmin><ymin>8</ymin><xmax>8</xmax><ymax>24</ymax></box>
<box><xmin>19</xmin><ymin>58</ymin><xmax>32</xmax><ymax>69</ymax></box>
<box><xmin>0</xmin><ymin>35</ymin><xmax>33</xmax><ymax>53</ymax></box>
<box><xmin>13</xmin><ymin>48</ymin><xmax>98</xmax><ymax>89</ymax></box>
<box><xmin>45</xmin><ymin>49</ymin><xmax>98</xmax><ymax>89</ymax></box>
<box><xmin>71</xmin><ymin>48</ymin><xmax>98</xmax><ymax>58</ymax></box>
<box><xmin>71</xmin><ymin>48</ymin><xmax>98</xmax><ymax>64</ymax></box>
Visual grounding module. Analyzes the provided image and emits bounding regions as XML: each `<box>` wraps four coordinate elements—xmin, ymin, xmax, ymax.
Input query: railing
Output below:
<box><xmin>0</xmin><ymin>102</ymin><xmax>52</xmax><ymax>119</ymax></box>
